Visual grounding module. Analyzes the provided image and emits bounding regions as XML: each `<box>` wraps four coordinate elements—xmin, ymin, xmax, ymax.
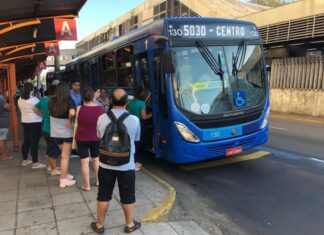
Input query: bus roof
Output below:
<box><xmin>66</xmin><ymin>17</ymin><xmax>257</xmax><ymax>67</ymax></box>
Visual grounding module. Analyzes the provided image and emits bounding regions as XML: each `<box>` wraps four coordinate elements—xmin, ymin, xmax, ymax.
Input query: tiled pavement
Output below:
<box><xmin>0</xmin><ymin>141</ymin><xmax>210</xmax><ymax>235</ymax></box>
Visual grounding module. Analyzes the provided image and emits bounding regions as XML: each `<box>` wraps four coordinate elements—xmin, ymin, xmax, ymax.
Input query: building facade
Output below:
<box><xmin>76</xmin><ymin>0</ymin><xmax>267</xmax><ymax>55</ymax></box>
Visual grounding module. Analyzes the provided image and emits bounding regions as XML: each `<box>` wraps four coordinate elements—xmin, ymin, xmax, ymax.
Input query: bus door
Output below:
<box><xmin>134</xmin><ymin>52</ymin><xmax>155</xmax><ymax>153</ymax></box>
<box><xmin>147</xmin><ymin>49</ymin><xmax>169</xmax><ymax>158</ymax></box>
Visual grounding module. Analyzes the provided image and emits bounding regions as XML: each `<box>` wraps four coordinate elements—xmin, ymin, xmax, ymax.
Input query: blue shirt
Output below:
<box><xmin>96</xmin><ymin>109</ymin><xmax>140</xmax><ymax>171</ymax></box>
<box><xmin>70</xmin><ymin>90</ymin><xmax>81</xmax><ymax>107</ymax></box>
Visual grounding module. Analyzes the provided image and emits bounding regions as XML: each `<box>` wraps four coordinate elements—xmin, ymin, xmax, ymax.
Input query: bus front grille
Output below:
<box><xmin>206</xmin><ymin>137</ymin><xmax>256</xmax><ymax>155</ymax></box>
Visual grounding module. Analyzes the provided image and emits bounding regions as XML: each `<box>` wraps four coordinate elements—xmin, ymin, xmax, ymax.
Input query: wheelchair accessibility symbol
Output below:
<box><xmin>233</xmin><ymin>91</ymin><xmax>247</xmax><ymax>107</ymax></box>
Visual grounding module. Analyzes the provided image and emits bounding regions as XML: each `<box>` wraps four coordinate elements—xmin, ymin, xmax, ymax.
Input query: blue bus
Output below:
<box><xmin>66</xmin><ymin>17</ymin><xmax>269</xmax><ymax>164</ymax></box>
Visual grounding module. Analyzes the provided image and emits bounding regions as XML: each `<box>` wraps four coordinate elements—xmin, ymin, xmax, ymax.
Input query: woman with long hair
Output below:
<box><xmin>76</xmin><ymin>88</ymin><xmax>104</xmax><ymax>191</ymax></box>
<box><xmin>49</xmin><ymin>82</ymin><xmax>76</xmax><ymax>187</ymax></box>
<box><xmin>18</xmin><ymin>82</ymin><xmax>46</xmax><ymax>168</ymax></box>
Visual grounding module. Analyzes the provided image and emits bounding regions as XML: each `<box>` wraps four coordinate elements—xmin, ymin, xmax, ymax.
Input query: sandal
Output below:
<box><xmin>90</xmin><ymin>222</ymin><xmax>104</xmax><ymax>234</ymax></box>
<box><xmin>124</xmin><ymin>220</ymin><xmax>141</xmax><ymax>233</ymax></box>
<box><xmin>81</xmin><ymin>185</ymin><xmax>91</xmax><ymax>192</ymax></box>
<box><xmin>0</xmin><ymin>155</ymin><xmax>13</xmax><ymax>160</ymax></box>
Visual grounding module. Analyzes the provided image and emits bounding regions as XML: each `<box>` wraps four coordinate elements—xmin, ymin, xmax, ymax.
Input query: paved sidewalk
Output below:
<box><xmin>0</xmin><ymin>140</ymin><xmax>209</xmax><ymax>235</ymax></box>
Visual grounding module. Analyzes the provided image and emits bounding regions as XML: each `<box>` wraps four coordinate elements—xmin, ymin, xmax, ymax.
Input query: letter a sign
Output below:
<box><xmin>45</xmin><ymin>42</ymin><xmax>60</xmax><ymax>56</ymax></box>
<box><xmin>54</xmin><ymin>18</ymin><xmax>77</xmax><ymax>41</ymax></box>
<box><xmin>34</xmin><ymin>61</ymin><xmax>47</xmax><ymax>76</ymax></box>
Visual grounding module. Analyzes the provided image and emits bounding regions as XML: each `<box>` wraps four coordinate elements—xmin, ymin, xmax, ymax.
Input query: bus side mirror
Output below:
<box><xmin>162</xmin><ymin>51</ymin><xmax>175</xmax><ymax>74</ymax></box>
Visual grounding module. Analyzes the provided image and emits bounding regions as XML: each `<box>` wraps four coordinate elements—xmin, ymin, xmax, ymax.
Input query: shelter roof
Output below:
<box><xmin>0</xmin><ymin>0</ymin><xmax>86</xmax><ymax>80</ymax></box>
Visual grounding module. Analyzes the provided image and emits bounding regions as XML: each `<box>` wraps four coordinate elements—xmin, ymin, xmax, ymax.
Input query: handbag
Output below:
<box><xmin>72</xmin><ymin>106</ymin><xmax>81</xmax><ymax>150</ymax></box>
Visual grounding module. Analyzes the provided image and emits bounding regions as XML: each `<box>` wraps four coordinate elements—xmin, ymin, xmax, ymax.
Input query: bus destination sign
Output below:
<box><xmin>167</xmin><ymin>22</ymin><xmax>259</xmax><ymax>39</ymax></box>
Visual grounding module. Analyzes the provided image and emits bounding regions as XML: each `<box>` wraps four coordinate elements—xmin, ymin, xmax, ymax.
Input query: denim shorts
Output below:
<box><xmin>43</xmin><ymin>133</ymin><xmax>60</xmax><ymax>159</ymax></box>
<box><xmin>0</xmin><ymin>128</ymin><xmax>8</xmax><ymax>140</ymax></box>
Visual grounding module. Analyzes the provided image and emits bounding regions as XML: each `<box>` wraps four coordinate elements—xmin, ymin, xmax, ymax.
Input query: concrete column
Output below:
<box><xmin>54</xmin><ymin>55</ymin><xmax>60</xmax><ymax>72</ymax></box>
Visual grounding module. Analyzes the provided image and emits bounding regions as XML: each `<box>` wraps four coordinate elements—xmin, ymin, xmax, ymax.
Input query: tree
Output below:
<box><xmin>250</xmin><ymin>0</ymin><xmax>294</xmax><ymax>7</ymax></box>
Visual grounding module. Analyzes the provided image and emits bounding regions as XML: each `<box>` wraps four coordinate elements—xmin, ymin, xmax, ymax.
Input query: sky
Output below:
<box><xmin>60</xmin><ymin>0</ymin><xmax>145</xmax><ymax>49</ymax></box>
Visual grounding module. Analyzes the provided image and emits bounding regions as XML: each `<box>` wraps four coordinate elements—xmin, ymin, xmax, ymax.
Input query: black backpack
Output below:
<box><xmin>99</xmin><ymin>111</ymin><xmax>131</xmax><ymax>166</ymax></box>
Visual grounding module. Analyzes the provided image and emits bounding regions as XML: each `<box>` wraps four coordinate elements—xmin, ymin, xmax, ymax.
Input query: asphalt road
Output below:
<box><xmin>139</xmin><ymin>117</ymin><xmax>324</xmax><ymax>235</ymax></box>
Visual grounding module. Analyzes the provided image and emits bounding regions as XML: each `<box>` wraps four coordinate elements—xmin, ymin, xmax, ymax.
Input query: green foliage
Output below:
<box><xmin>250</xmin><ymin>0</ymin><xmax>291</xmax><ymax>7</ymax></box>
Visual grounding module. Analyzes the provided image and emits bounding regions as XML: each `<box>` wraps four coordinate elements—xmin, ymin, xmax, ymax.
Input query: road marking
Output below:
<box><xmin>180</xmin><ymin>151</ymin><xmax>270</xmax><ymax>171</ymax></box>
<box><xmin>257</xmin><ymin>146</ymin><xmax>305</xmax><ymax>161</ymax></box>
<box><xmin>258</xmin><ymin>146</ymin><xmax>324</xmax><ymax>168</ymax></box>
<box><xmin>270</xmin><ymin>126</ymin><xmax>288</xmax><ymax>131</ymax></box>
<box><xmin>310</xmin><ymin>158</ymin><xmax>324</xmax><ymax>164</ymax></box>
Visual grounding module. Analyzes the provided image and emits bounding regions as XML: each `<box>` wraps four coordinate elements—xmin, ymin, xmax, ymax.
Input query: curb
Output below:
<box><xmin>270</xmin><ymin>113</ymin><xmax>324</xmax><ymax>125</ymax></box>
<box><xmin>139</xmin><ymin>167</ymin><xmax>176</xmax><ymax>222</ymax></box>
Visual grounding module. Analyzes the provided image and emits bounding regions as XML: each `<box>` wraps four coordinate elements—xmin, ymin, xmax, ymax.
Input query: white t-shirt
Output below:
<box><xmin>18</xmin><ymin>97</ymin><xmax>42</xmax><ymax>123</ymax></box>
<box><xmin>97</xmin><ymin>109</ymin><xmax>140</xmax><ymax>171</ymax></box>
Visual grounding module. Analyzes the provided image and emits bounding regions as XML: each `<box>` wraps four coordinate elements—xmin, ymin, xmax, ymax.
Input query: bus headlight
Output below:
<box><xmin>260</xmin><ymin>107</ymin><xmax>270</xmax><ymax>129</ymax></box>
<box><xmin>174</xmin><ymin>121</ymin><xmax>200</xmax><ymax>143</ymax></box>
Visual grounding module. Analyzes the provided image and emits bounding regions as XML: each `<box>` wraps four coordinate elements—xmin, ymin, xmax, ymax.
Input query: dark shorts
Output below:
<box><xmin>43</xmin><ymin>133</ymin><xmax>60</xmax><ymax>159</ymax></box>
<box><xmin>52</xmin><ymin>137</ymin><xmax>73</xmax><ymax>145</ymax></box>
<box><xmin>76</xmin><ymin>141</ymin><xmax>100</xmax><ymax>159</ymax></box>
<box><xmin>97</xmin><ymin>167</ymin><xmax>136</xmax><ymax>204</ymax></box>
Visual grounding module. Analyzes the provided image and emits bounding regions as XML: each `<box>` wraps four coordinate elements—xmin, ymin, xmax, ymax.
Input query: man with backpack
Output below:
<box><xmin>91</xmin><ymin>89</ymin><xmax>141</xmax><ymax>234</ymax></box>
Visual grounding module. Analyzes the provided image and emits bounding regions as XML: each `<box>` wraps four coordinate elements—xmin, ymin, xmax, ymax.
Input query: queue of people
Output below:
<box><xmin>2</xmin><ymin>80</ymin><xmax>151</xmax><ymax>234</ymax></box>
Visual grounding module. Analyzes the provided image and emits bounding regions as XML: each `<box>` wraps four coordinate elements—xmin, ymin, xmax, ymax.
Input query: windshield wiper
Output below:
<box><xmin>232</xmin><ymin>40</ymin><xmax>247</xmax><ymax>90</ymax></box>
<box><xmin>195</xmin><ymin>40</ymin><xmax>225</xmax><ymax>95</ymax></box>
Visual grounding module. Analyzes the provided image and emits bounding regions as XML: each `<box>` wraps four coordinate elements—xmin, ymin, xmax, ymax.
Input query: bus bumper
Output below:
<box><xmin>170</xmin><ymin>126</ymin><xmax>268</xmax><ymax>164</ymax></box>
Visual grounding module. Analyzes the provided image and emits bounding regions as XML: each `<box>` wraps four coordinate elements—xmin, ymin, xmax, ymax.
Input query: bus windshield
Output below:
<box><xmin>172</xmin><ymin>44</ymin><xmax>266</xmax><ymax>116</ymax></box>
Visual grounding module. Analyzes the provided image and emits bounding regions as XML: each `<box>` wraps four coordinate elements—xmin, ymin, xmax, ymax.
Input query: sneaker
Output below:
<box><xmin>67</xmin><ymin>174</ymin><xmax>74</xmax><ymax>180</ymax></box>
<box><xmin>70</xmin><ymin>154</ymin><xmax>79</xmax><ymax>158</ymax></box>
<box><xmin>21</xmin><ymin>160</ymin><xmax>32</xmax><ymax>166</ymax></box>
<box><xmin>59</xmin><ymin>178</ymin><xmax>76</xmax><ymax>188</ymax></box>
<box><xmin>32</xmin><ymin>163</ymin><xmax>47</xmax><ymax>169</ymax></box>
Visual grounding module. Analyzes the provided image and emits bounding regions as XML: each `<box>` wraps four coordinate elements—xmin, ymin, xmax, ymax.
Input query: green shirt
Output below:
<box><xmin>127</xmin><ymin>99</ymin><xmax>146</xmax><ymax>119</ymax></box>
<box><xmin>35</xmin><ymin>96</ymin><xmax>50</xmax><ymax>134</ymax></box>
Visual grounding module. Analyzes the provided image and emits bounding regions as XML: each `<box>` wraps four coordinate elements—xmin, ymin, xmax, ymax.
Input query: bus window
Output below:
<box><xmin>103</xmin><ymin>52</ymin><xmax>114</xmax><ymax>70</ymax></box>
<box><xmin>117</xmin><ymin>46</ymin><xmax>133</xmax><ymax>87</ymax></box>
<box><xmin>76</xmin><ymin>62</ymin><xmax>89</xmax><ymax>87</ymax></box>
<box><xmin>102</xmin><ymin>52</ymin><xmax>116</xmax><ymax>87</ymax></box>
<box><xmin>135</xmin><ymin>54</ymin><xmax>150</xmax><ymax>103</ymax></box>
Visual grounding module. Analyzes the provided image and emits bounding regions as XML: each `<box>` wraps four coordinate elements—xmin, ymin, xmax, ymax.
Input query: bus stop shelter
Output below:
<box><xmin>0</xmin><ymin>0</ymin><xmax>87</xmax><ymax>150</ymax></box>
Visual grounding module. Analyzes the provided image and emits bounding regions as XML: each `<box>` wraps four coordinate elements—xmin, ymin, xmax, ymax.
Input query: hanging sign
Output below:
<box><xmin>45</xmin><ymin>41</ymin><xmax>60</xmax><ymax>56</ymax></box>
<box><xmin>34</xmin><ymin>61</ymin><xmax>47</xmax><ymax>76</ymax></box>
<box><xmin>54</xmin><ymin>18</ymin><xmax>77</xmax><ymax>40</ymax></box>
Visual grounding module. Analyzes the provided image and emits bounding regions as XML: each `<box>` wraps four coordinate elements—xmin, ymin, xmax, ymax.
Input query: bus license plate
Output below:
<box><xmin>226</xmin><ymin>146</ymin><xmax>243</xmax><ymax>156</ymax></box>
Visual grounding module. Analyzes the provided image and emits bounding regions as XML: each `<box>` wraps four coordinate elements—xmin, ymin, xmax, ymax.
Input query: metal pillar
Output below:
<box><xmin>8</xmin><ymin>63</ymin><xmax>19</xmax><ymax>150</ymax></box>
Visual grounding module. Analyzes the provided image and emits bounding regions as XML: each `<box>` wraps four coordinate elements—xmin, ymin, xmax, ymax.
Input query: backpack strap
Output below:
<box><xmin>117</xmin><ymin>112</ymin><xmax>129</xmax><ymax>123</ymax></box>
<box><xmin>107</xmin><ymin>110</ymin><xmax>117</xmax><ymax>123</ymax></box>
